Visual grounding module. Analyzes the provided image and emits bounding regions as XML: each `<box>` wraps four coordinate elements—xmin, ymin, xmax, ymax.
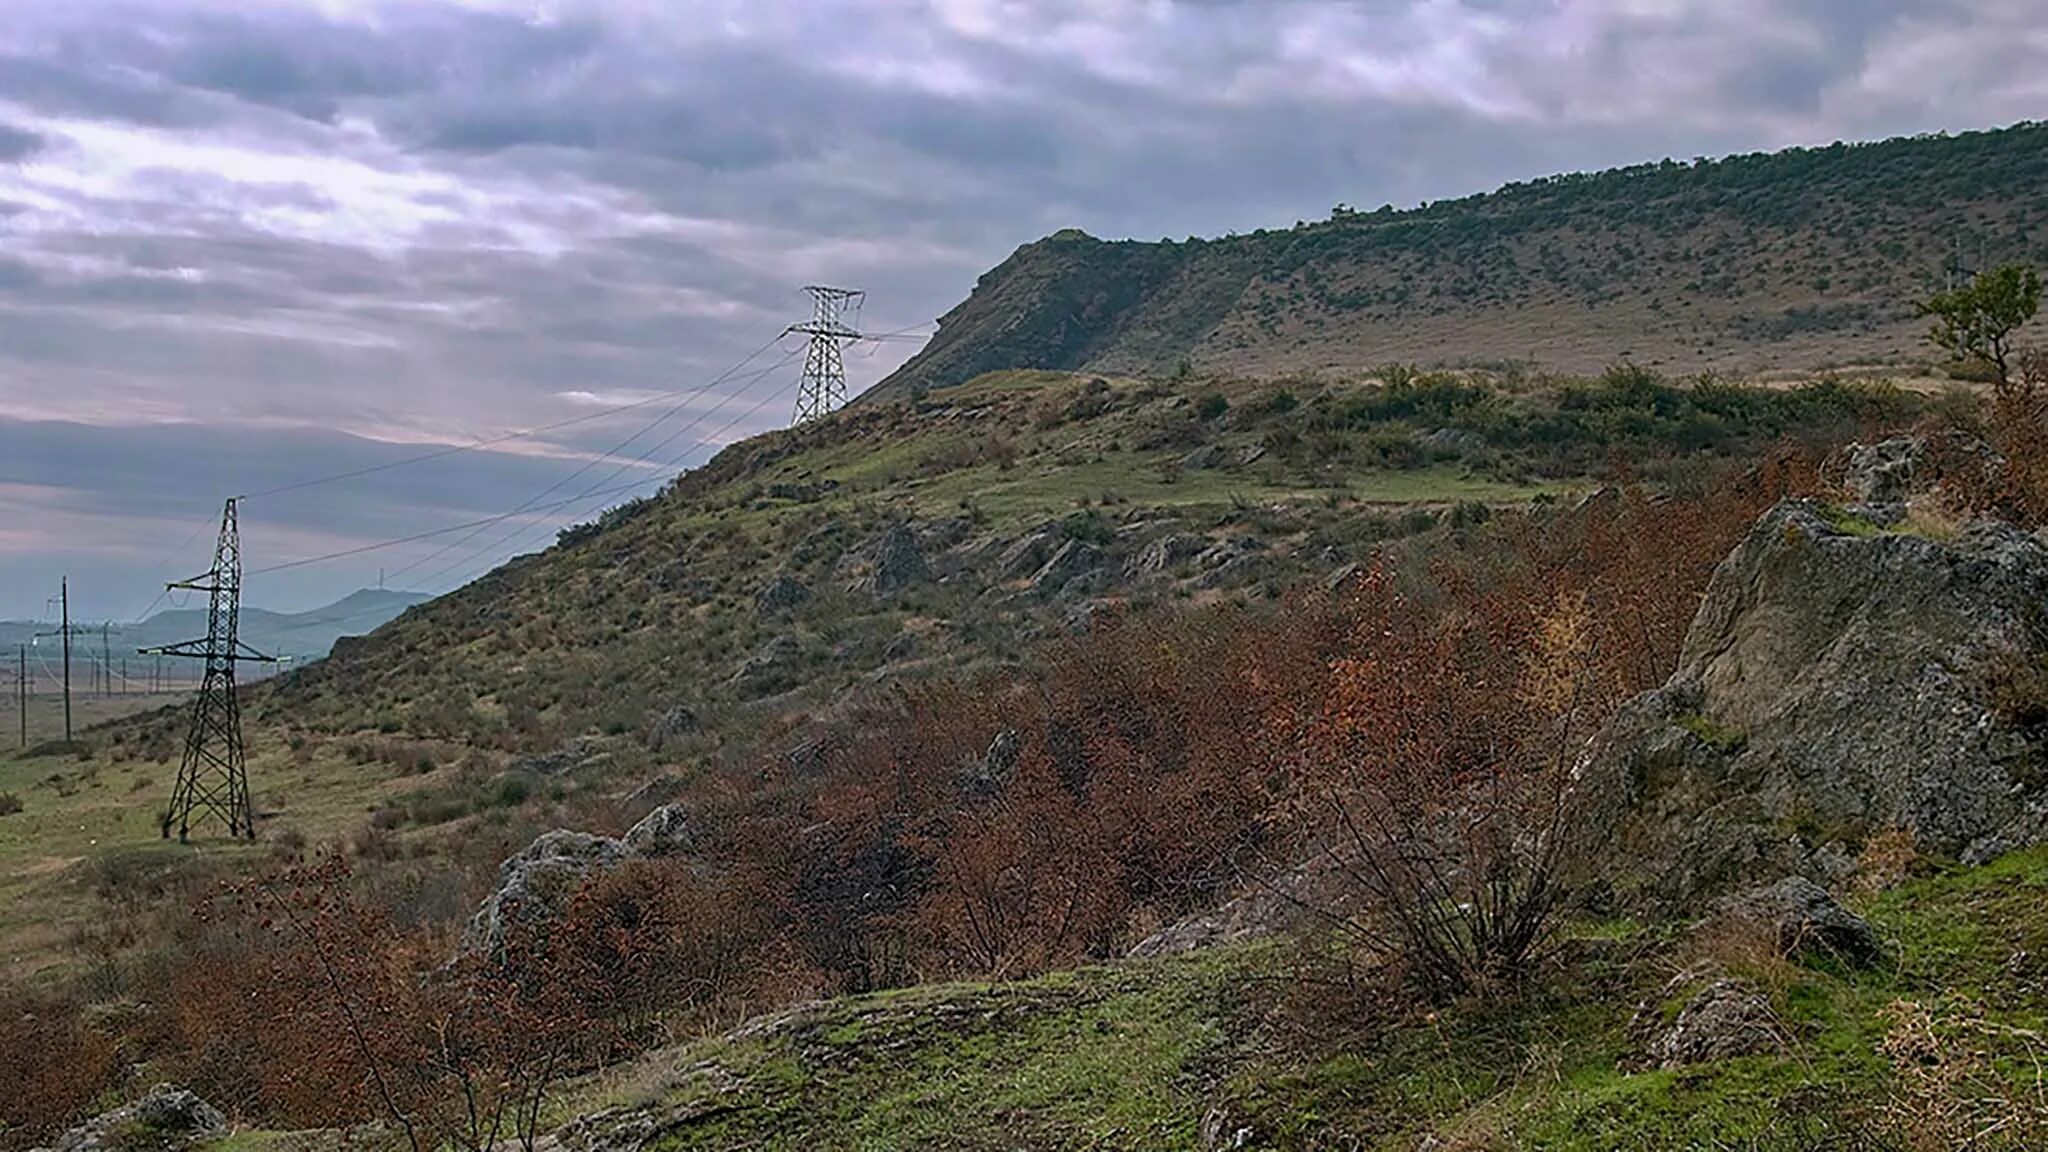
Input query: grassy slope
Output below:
<box><xmin>0</xmin><ymin>368</ymin><xmax>1920</xmax><ymax>979</ymax></box>
<box><xmin>872</xmin><ymin>122</ymin><xmax>2048</xmax><ymax>395</ymax></box>
<box><xmin>545</xmin><ymin>849</ymin><xmax>2048</xmax><ymax>1151</ymax></box>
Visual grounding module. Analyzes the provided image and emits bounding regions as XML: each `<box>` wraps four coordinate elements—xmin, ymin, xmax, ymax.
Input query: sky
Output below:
<box><xmin>0</xmin><ymin>0</ymin><xmax>2043</xmax><ymax>621</ymax></box>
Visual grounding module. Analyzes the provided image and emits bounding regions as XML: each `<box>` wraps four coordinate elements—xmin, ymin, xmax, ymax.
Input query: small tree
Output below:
<box><xmin>1918</xmin><ymin>264</ymin><xmax>2042</xmax><ymax>385</ymax></box>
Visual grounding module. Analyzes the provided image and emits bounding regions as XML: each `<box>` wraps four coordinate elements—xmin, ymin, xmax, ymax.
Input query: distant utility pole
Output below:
<box><xmin>16</xmin><ymin>645</ymin><xmax>25</xmax><ymax>750</ymax></box>
<box><xmin>787</xmin><ymin>286</ymin><xmax>866</xmax><ymax>424</ymax></box>
<box><xmin>34</xmin><ymin>577</ymin><xmax>79</xmax><ymax>743</ymax></box>
<box><xmin>142</xmin><ymin>499</ymin><xmax>276</xmax><ymax>840</ymax></box>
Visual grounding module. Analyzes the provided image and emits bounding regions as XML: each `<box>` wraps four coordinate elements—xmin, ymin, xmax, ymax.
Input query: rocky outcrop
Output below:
<box><xmin>849</xmin><ymin>525</ymin><xmax>930</xmax><ymax>597</ymax></box>
<box><xmin>1626</xmin><ymin>973</ymin><xmax>1784</xmax><ymax>1070</ymax></box>
<box><xmin>1728</xmin><ymin>876</ymin><xmax>1885</xmax><ymax>967</ymax></box>
<box><xmin>730</xmin><ymin>634</ymin><xmax>803</xmax><ymax>698</ymax></box>
<box><xmin>511</xmin><ymin>736</ymin><xmax>612</xmax><ymax>777</ymax></box>
<box><xmin>648</xmin><ymin>706</ymin><xmax>700</xmax><ymax>752</ymax></box>
<box><xmin>1582</xmin><ymin>496</ymin><xmax>2048</xmax><ymax>908</ymax></box>
<box><xmin>41</xmin><ymin>1085</ymin><xmax>226</xmax><ymax>1152</ymax></box>
<box><xmin>1029</xmin><ymin>540</ymin><xmax>1107</xmax><ymax>597</ymax></box>
<box><xmin>463</xmin><ymin>805</ymin><xmax>695</xmax><ymax>956</ymax></box>
<box><xmin>754</xmin><ymin>574</ymin><xmax>811</xmax><ymax>613</ymax></box>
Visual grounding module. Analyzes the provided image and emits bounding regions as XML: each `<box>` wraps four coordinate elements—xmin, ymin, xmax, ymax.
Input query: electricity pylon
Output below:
<box><xmin>787</xmin><ymin>286</ymin><xmax>865</xmax><ymax>424</ymax></box>
<box><xmin>142</xmin><ymin>499</ymin><xmax>276</xmax><ymax>840</ymax></box>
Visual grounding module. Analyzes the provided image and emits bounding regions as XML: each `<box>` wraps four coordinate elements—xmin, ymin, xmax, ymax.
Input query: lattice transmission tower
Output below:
<box><xmin>787</xmin><ymin>286</ymin><xmax>865</xmax><ymax>424</ymax></box>
<box><xmin>142</xmin><ymin>499</ymin><xmax>277</xmax><ymax>840</ymax></box>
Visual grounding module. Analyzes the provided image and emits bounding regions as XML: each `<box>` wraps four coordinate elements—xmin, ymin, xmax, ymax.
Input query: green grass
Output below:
<box><xmin>1675</xmin><ymin>711</ymin><xmax>1748</xmax><ymax>753</ymax></box>
<box><xmin>528</xmin><ymin>848</ymin><xmax>2048</xmax><ymax>1151</ymax></box>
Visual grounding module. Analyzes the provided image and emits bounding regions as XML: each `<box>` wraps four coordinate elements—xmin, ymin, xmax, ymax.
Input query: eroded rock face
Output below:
<box><xmin>44</xmin><ymin>1085</ymin><xmax>226</xmax><ymax>1152</ymax></box>
<box><xmin>1583</xmin><ymin>497</ymin><xmax>2048</xmax><ymax>908</ymax></box>
<box><xmin>850</xmin><ymin>525</ymin><xmax>931</xmax><ymax>597</ymax></box>
<box><xmin>1030</xmin><ymin>540</ymin><xmax>1106</xmax><ymax>597</ymax></box>
<box><xmin>462</xmin><ymin>805</ymin><xmax>693</xmax><ymax>956</ymax></box>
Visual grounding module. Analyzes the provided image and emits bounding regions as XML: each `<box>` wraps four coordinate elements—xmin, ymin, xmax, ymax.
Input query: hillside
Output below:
<box><xmin>251</xmin><ymin>368</ymin><xmax>1912</xmax><ymax>754</ymax></box>
<box><xmin>870</xmin><ymin>123</ymin><xmax>2048</xmax><ymax>397</ymax></box>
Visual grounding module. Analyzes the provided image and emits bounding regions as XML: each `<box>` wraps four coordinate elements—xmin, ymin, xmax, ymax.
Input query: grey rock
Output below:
<box><xmin>623</xmin><ymin>773</ymin><xmax>684</xmax><ymax>810</ymax></box>
<box><xmin>463</xmin><ymin>829</ymin><xmax>625</xmax><ymax>954</ymax></box>
<box><xmin>1181</xmin><ymin>444</ymin><xmax>1225</xmax><ymax>471</ymax></box>
<box><xmin>997</xmin><ymin>525</ymin><xmax>1062</xmax><ymax>580</ymax></box>
<box><xmin>963</xmin><ymin>729</ymin><xmax>1022</xmax><ymax>795</ymax></box>
<box><xmin>883</xmin><ymin>631</ymin><xmax>920</xmax><ymax>663</ymax></box>
<box><xmin>512</xmin><ymin>736</ymin><xmax>609</xmax><ymax>777</ymax></box>
<box><xmin>754</xmin><ymin>574</ymin><xmax>811</xmax><ymax>613</ymax></box>
<box><xmin>1188</xmin><ymin>537</ymin><xmax>1263</xmax><ymax>589</ymax></box>
<box><xmin>730</xmin><ymin>634</ymin><xmax>803</xmax><ymax>698</ymax></box>
<box><xmin>1030</xmin><ymin>540</ymin><xmax>1107</xmax><ymax>597</ymax></box>
<box><xmin>850</xmin><ymin>525</ymin><xmax>930</xmax><ymax>596</ymax></box>
<box><xmin>1419</xmin><ymin>427</ymin><xmax>1486</xmax><ymax>457</ymax></box>
<box><xmin>1837</xmin><ymin>438</ymin><xmax>1922</xmax><ymax>504</ymax></box>
<box><xmin>620</xmin><ymin>804</ymin><xmax>694</xmax><ymax>858</ymax></box>
<box><xmin>648</xmin><ymin>706</ymin><xmax>700</xmax><ymax>752</ymax></box>
<box><xmin>1581</xmin><ymin>496</ymin><xmax>2048</xmax><ymax>909</ymax></box>
<box><xmin>1236</xmin><ymin>442</ymin><xmax>1269</xmax><ymax>467</ymax></box>
<box><xmin>463</xmin><ymin>805</ymin><xmax>695</xmax><ymax>956</ymax></box>
<box><xmin>49</xmin><ymin>1085</ymin><xmax>227</xmax><ymax>1152</ymax></box>
<box><xmin>1628</xmin><ymin>974</ymin><xmax>1783</xmax><ymax>1070</ymax></box>
<box><xmin>1322</xmin><ymin>561</ymin><xmax>1363</xmax><ymax>594</ymax></box>
<box><xmin>1729</xmin><ymin>877</ymin><xmax>1884</xmax><ymax>967</ymax></box>
<box><xmin>1129</xmin><ymin>532</ymin><xmax>1208</xmax><ymax>577</ymax></box>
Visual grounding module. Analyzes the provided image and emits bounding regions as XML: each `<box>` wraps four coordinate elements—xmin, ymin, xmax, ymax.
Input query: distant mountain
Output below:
<box><xmin>0</xmin><ymin>588</ymin><xmax>432</xmax><ymax>669</ymax></box>
<box><xmin>868</xmin><ymin>122</ymin><xmax>2048</xmax><ymax>398</ymax></box>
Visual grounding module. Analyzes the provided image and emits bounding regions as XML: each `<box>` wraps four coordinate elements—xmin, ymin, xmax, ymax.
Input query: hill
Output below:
<box><xmin>869</xmin><ymin>122</ymin><xmax>2048</xmax><ymax>398</ymax></box>
<box><xmin>249</xmin><ymin>368</ymin><xmax>1913</xmax><ymax>755</ymax></box>
<box><xmin>0</xmin><ymin>588</ymin><xmax>431</xmax><ymax>671</ymax></box>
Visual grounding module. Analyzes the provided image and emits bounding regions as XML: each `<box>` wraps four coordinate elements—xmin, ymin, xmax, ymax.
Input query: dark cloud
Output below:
<box><xmin>0</xmin><ymin>0</ymin><xmax>2039</xmax><ymax>613</ymax></box>
<box><xmin>0</xmin><ymin>121</ymin><xmax>41</xmax><ymax>161</ymax></box>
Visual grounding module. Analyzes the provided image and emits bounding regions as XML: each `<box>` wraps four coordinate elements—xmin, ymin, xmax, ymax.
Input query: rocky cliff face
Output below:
<box><xmin>1584</xmin><ymin>490</ymin><xmax>2048</xmax><ymax>907</ymax></box>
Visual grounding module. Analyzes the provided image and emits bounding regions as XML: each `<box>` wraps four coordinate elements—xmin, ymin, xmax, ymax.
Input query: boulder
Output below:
<box><xmin>1181</xmin><ymin>444</ymin><xmax>1225</xmax><ymax>471</ymax></box>
<box><xmin>463</xmin><ymin>830</ymin><xmax>625</xmax><ymax>954</ymax></box>
<box><xmin>1582</xmin><ymin>496</ymin><xmax>2048</xmax><ymax>908</ymax></box>
<box><xmin>621</xmin><ymin>803</ymin><xmax>695</xmax><ymax>857</ymax></box>
<box><xmin>1728</xmin><ymin>876</ymin><xmax>1885</xmax><ymax>967</ymax></box>
<box><xmin>997</xmin><ymin>524</ymin><xmax>1062</xmax><ymax>580</ymax></box>
<box><xmin>462</xmin><ymin>806</ymin><xmax>694</xmax><ymax>956</ymax></box>
<box><xmin>850</xmin><ymin>525</ymin><xmax>930</xmax><ymax>596</ymax></box>
<box><xmin>1627</xmin><ymin>974</ymin><xmax>1783</xmax><ymax>1070</ymax></box>
<box><xmin>730</xmin><ymin>634</ymin><xmax>803</xmax><ymax>698</ymax></box>
<box><xmin>47</xmin><ymin>1084</ymin><xmax>227</xmax><ymax>1152</ymax></box>
<box><xmin>1029</xmin><ymin>540</ymin><xmax>1107</xmax><ymax>598</ymax></box>
<box><xmin>1835</xmin><ymin>437</ymin><xmax>1923</xmax><ymax>505</ymax></box>
<box><xmin>648</xmin><ymin>706</ymin><xmax>700</xmax><ymax>751</ymax></box>
<box><xmin>1129</xmin><ymin>532</ymin><xmax>1208</xmax><ymax>577</ymax></box>
<box><xmin>754</xmin><ymin>574</ymin><xmax>811</xmax><ymax>613</ymax></box>
<box><xmin>1419</xmin><ymin>427</ymin><xmax>1486</xmax><ymax>457</ymax></box>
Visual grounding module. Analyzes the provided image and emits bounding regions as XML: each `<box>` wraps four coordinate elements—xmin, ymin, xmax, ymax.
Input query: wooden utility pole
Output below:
<box><xmin>37</xmin><ymin>577</ymin><xmax>75</xmax><ymax>742</ymax></box>
<box><xmin>16</xmin><ymin>644</ymin><xmax>25</xmax><ymax>750</ymax></box>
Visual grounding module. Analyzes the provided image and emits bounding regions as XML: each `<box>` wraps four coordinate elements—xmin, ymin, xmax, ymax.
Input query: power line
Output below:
<box><xmin>233</xmin><ymin>332</ymin><xmax>788</xmax><ymax>503</ymax></box>
<box><xmin>250</xmin><ymin>372</ymin><xmax>807</xmax><ymax>645</ymax></box>
<box><xmin>381</xmin><ymin>347</ymin><xmax>799</xmax><ymax>588</ymax></box>
<box><xmin>405</xmin><ymin>358</ymin><xmax>801</xmax><ymax>591</ymax></box>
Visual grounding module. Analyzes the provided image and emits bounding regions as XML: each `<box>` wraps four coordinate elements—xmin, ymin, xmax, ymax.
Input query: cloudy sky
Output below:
<box><xmin>1</xmin><ymin>0</ymin><xmax>2042</xmax><ymax>621</ymax></box>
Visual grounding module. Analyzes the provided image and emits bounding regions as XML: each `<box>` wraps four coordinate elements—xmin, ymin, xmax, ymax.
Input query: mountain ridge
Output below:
<box><xmin>868</xmin><ymin>121</ymin><xmax>2048</xmax><ymax>400</ymax></box>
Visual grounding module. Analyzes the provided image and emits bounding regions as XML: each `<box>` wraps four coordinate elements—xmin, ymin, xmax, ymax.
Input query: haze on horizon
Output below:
<box><xmin>1</xmin><ymin>0</ymin><xmax>2042</xmax><ymax>618</ymax></box>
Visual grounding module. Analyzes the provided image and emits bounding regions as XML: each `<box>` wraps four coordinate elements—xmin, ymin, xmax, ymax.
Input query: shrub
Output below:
<box><xmin>0</xmin><ymin>791</ymin><xmax>21</xmax><ymax>816</ymax></box>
